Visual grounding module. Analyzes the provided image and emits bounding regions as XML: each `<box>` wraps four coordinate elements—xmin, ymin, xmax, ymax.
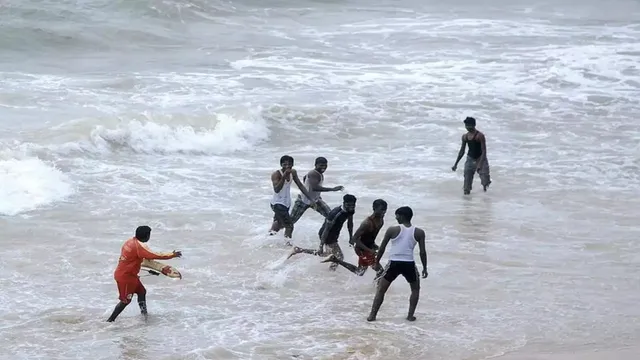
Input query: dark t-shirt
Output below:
<box><xmin>466</xmin><ymin>132</ymin><xmax>483</xmax><ymax>159</ymax></box>
<box><xmin>318</xmin><ymin>206</ymin><xmax>351</xmax><ymax>244</ymax></box>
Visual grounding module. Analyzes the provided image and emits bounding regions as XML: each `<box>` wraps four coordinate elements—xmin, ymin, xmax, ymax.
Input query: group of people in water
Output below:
<box><xmin>107</xmin><ymin>116</ymin><xmax>491</xmax><ymax>323</ymax></box>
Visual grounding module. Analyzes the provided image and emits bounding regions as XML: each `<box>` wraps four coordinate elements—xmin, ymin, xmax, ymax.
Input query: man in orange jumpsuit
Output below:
<box><xmin>106</xmin><ymin>226</ymin><xmax>182</xmax><ymax>322</ymax></box>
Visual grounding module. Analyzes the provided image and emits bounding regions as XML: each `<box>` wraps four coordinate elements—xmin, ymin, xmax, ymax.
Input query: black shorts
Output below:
<box><xmin>382</xmin><ymin>261</ymin><xmax>419</xmax><ymax>283</ymax></box>
<box><xmin>271</xmin><ymin>204</ymin><xmax>292</xmax><ymax>227</ymax></box>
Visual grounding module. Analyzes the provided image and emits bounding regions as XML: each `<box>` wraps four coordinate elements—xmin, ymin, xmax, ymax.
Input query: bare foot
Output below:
<box><xmin>287</xmin><ymin>247</ymin><xmax>302</xmax><ymax>259</ymax></box>
<box><xmin>367</xmin><ymin>314</ymin><xmax>376</xmax><ymax>322</ymax></box>
<box><xmin>406</xmin><ymin>315</ymin><xmax>416</xmax><ymax>321</ymax></box>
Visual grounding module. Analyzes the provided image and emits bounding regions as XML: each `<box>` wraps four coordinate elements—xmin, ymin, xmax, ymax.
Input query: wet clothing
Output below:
<box><xmin>381</xmin><ymin>260</ymin><xmax>420</xmax><ymax>283</ymax></box>
<box><xmin>113</xmin><ymin>237</ymin><xmax>174</xmax><ymax>303</ymax></box>
<box><xmin>381</xmin><ymin>225</ymin><xmax>419</xmax><ymax>283</ymax></box>
<box><xmin>290</xmin><ymin>197</ymin><xmax>331</xmax><ymax>223</ymax></box>
<box><xmin>354</xmin><ymin>215</ymin><xmax>384</xmax><ymax>267</ymax></box>
<box><xmin>388</xmin><ymin>224</ymin><xmax>417</xmax><ymax>262</ymax></box>
<box><xmin>318</xmin><ymin>206</ymin><xmax>352</xmax><ymax>245</ymax></box>
<box><xmin>321</xmin><ymin>243</ymin><xmax>344</xmax><ymax>262</ymax></box>
<box><xmin>271</xmin><ymin>203</ymin><xmax>292</xmax><ymax>228</ymax></box>
<box><xmin>289</xmin><ymin>170</ymin><xmax>331</xmax><ymax>223</ymax></box>
<box><xmin>270</xmin><ymin>170</ymin><xmax>294</xmax><ymax>228</ymax></box>
<box><xmin>464</xmin><ymin>156</ymin><xmax>491</xmax><ymax>192</ymax></box>
<box><xmin>466</xmin><ymin>132</ymin><xmax>483</xmax><ymax>160</ymax></box>
<box><xmin>356</xmin><ymin>248</ymin><xmax>376</xmax><ymax>267</ymax></box>
<box><xmin>300</xmin><ymin>170</ymin><xmax>323</xmax><ymax>206</ymax></box>
<box><xmin>294</xmin><ymin>242</ymin><xmax>344</xmax><ymax>271</ymax></box>
<box><xmin>117</xmin><ymin>277</ymin><xmax>146</xmax><ymax>304</ymax></box>
<box><xmin>270</xmin><ymin>169</ymin><xmax>292</xmax><ymax>208</ymax></box>
<box><xmin>463</xmin><ymin>132</ymin><xmax>491</xmax><ymax>192</ymax></box>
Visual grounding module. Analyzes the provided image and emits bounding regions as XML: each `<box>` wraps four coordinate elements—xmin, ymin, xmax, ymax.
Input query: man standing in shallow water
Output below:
<box><xmin>367</xmin><ymin>206</ymin><xmax>428</xmax><ymax>322</ymax></box>
<box><xmin>268</xmin><ymin>155</ymin><xmax>315</xmax><ymax>246</ymax></box>
<box><xmin>107</xmin><ymin>226</ymin><xmax>181</xmax><ymax>322</ymax></box>
<box><xmin>451</xmin><ymin>116</ymin><xmax>491</xmax><ymax>195</ymax></box>
<box><xmin>289</xmin><ymin>157</ymin><xmax>344</xmax><ymax>224</ymax></box>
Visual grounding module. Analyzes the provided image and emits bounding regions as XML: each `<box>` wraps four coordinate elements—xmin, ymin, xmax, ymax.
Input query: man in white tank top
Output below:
<box><xmin>289</xmin><ymin>157</ymin><xmax>344</xmax><ymax>225</ymax></box>
<box><xmin>268</xmin><ymin>155</ymin><xmax>315</xmax><ymax>245</ymax></box>
<box><xmin>367</xmin><ymin>206</ymin><xmax>428</xmax><ymax>322</ymax></box>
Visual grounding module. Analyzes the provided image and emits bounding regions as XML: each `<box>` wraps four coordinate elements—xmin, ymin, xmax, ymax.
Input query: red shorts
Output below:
<box><xmin>356</xmin><ymin>249</ymin><xmax>376</xmax><ymax>267</ymax></box>
<box><xmin>116</xmin><ymin>277</ymin><xmax>146</xmax><ymax>304</ymax></box>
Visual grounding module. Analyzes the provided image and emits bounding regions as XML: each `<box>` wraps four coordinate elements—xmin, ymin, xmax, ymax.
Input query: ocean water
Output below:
<box><xmin>1</xmin><ymin>0</ymin><xmax>640</xmax><ymax>359</ymax></box>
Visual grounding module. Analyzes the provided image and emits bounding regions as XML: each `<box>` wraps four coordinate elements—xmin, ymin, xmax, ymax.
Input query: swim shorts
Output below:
<box><xmin>271</xmin><ymin>203</ymin><xmax>293</xmax><ymax>228</ymax></box>
<box><xmin>116</xmin><ymin>277</ymin><xmax>146</xmax><ymax>304</ymax></box>
<box><xmin>355</xmin><ymin>248</ymin><xmax>376</xmax><ymax>267</ymax></box>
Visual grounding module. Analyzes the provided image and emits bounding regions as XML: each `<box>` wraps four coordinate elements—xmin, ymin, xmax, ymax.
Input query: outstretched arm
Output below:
<box><xmin>452</xmin><ymin>134</ymin><xmax>467</xmax><ymax>170</ymax></box>
<box><xmin>416</xmin><ymin>228</ymin><xmax>428</xmax><ymax>277</ymax></box>
<box><xmin>137</xmin><ymin>242</ymin><xmax>177</xmax><ymax>260</ymax></box>
<box><xmin>347</xmin><ymin>214</ymin><xmax>354</xmax><ymax>243</ymax></box>
<box><xmin>307</xmin><ymin>171</ymin><xmax>340</xmax><ymax>192</ymax></box>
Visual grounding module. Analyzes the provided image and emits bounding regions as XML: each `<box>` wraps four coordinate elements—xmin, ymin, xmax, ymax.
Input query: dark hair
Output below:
<box><xmin>343</xmin><ymin>194</ymin><xmax>357</xmax><ymax>203</ymax></box>
<box><xmin>373</xmin><ymin>199</ymin><xmax>387</xmax><ymax>209</ymax></box>
<box><xmin>395</xmin><ymin>206</ymin><xmax>413</xmax><ymax>221</ymax></box>
<box><xmin>135</xmin><ymin>225</ymin><xmax>152</xmax><ymax>242</ymax></box>
<box><xmin>280</xmin><ymin>155</ymin><xmax>294</xmax><ymax>165</ymax></box>
<box><xmin>463</xmin><ymin>116</ymin><xmax>476</xmax><ymax>126</ymax></box>
<box><xmin>315</xmin><ymin>157</ymin><xmax>328</xmax><ymax>165</ymax></box>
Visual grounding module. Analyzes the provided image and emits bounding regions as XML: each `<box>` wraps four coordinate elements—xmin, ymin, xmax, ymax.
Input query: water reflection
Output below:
<box><xmin>458</xmin><ymin>195</ymin><xmax>495</xmax><ymax>244</ymax></box>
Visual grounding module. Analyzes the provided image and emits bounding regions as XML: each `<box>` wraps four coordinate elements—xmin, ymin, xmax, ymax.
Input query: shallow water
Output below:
<box><xmin>1</xmin><ymin>0</ymin><xmax>640</xmax><ymax>359</ymax></box>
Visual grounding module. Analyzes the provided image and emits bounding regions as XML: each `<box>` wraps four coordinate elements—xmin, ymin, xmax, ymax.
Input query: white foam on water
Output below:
<box><xmin>2</xmin><ymin>2</ymin><xmax>640</xmax><ymax>360</ymax></box>
<box><xmin>0</xmin><ymin>147</ymin><xmax>75</xmax><ymax>216</ymax></box>
<box><xmin>37</xmin><ymin>109</ymin><xmax>270</xmax><ymax>156</ymax></box>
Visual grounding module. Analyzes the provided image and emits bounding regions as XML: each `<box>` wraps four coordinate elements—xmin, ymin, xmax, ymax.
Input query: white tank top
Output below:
<box><xmin>270</xmin><ymin>170</ymin><xmax>292</xmax><ymax>208</ymax></box>
<box><xmin>388</xmin><ymin>225</ymin><xmax>417</xmax><ymax>262</ymax></box>
<box><xmin>300</xmin><ymin>170</ymin><xmax>323</xmax><ymax>205</ymax></box>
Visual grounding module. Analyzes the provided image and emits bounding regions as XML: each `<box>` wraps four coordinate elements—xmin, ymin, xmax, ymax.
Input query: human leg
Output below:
<box><xmin>288</xmin><ymin>246</ymin><xmax>322</xmax><ymax>259</ymax></box>
<box><xmin>367</xmin><ymin>261</ymin><xmax>398</xmax><ymax>321</ymax></box>
<box><xmin>321</xmin><ymin>254</ymin><xmax>360</xmax><ymax>274</ymax></box>
<box><xmin>107</xmin><ymin>277</ymin><xmax>139</xmax><ymax>322</ymax></box>
<box><xmin>136</xmin><ymin>281</ymin><xmax>148</xmax><ymax>319</ymax></box>
<box><xmin>271</xmin><ymin>204</ymin><xmax>294</xmax><ymax>244</ymax></box>
<box><xmin>289</xmin><ymin>197</ymin><xmax>310</xmax><ymax>224</ymax></box>
<box><xmin>463</xmin><ymin>156</ymin><xmax>477</xmax><ymax>194</ymax></box>
<box><xmin>324</xmin><ymin>243</ymin><xmax>343</xmax><ymax>271</ymax></box>
<box><xmin>269</xmin><ymin>206</ymin><xmax>282</xmax><ymax>234</ymax></box>
<box><xmin>478</xmin><ymin>157</ymin><xmax>491</xmax><ymax>191</ymax></box>
<box><xmin>400</xmin><ymin>263</ymin><xmax>421</xmax><ymax>321</ymax></box>
<box><xmin>311</xmin><ymin>199</ymin><xmax>331</xmax><ymax>218</ymax></box>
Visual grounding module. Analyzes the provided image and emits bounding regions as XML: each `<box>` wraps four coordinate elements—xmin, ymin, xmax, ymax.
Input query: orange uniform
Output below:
<box><xmin>114</xmin><ymin>237</ymin><xmax>175</xmax><ymax>303</ymax></box>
